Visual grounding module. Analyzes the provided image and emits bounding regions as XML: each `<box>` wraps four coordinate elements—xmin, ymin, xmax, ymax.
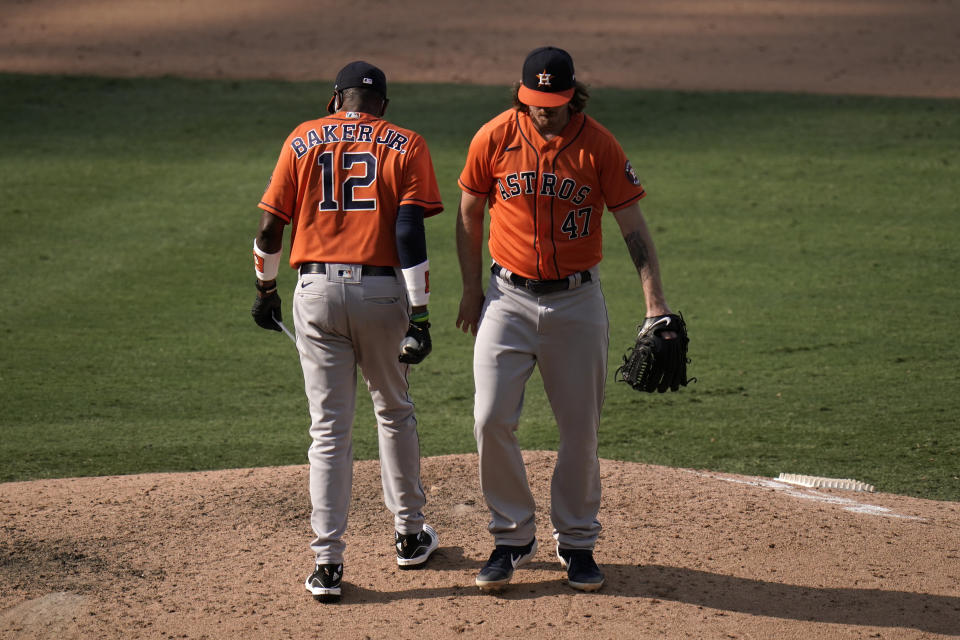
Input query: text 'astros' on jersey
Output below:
<box><xmin>459</xmin><ymin>109</ymin><xmax>645</xmax><ymax>281</ymax></box>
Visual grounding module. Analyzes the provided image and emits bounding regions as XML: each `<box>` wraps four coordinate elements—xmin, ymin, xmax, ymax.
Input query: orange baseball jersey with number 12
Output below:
<box><xmin>459</xmin><ymin>109</ymin><xmax>646</xmax><ymax>281</ymax></box>
<box><xmin>259</xmin><ymin>111</ymin><xmax>443</xmax><ymax>268</ymax></box>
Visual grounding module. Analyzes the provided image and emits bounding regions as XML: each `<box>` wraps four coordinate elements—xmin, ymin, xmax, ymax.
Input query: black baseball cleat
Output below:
<box><xmin>396</xmin><ymin>523</ymin><xmax>439</xmax><ymax>568</ymax></box>
<box><xmin>557</xmin><ymin>546</ymin><xmax>604</xmax><ymax>592</ymax></box>
<box><xmin>475</xmin><ymin>539</ymin><xmax>538</xmax><ymax>591</ymax></box>
<box><xmin>304</xmin><ymin>563</ymin><xmax>343</xmax><ymax>602</ymax></box>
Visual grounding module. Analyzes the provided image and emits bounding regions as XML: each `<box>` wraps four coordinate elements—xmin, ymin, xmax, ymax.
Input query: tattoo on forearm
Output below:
<box><xmin>625</xmin><ymin>231</ymin><xmax>649</xmax><ymax>279</ymax></box>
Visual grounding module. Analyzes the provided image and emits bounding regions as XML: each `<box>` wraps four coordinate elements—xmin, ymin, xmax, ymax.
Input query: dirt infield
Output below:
<box><xmin>2</xmin><ymin>453</ymin><xmax>959</xmax><ymax>639</ymax></box>
<box><xmin>2</xmin><ymin>0</ymin><xmax>959</xmax><ymax>97</ymax></box>
<box><xmin>2</xmin><ymin>1</ymin><xmax>959</xmax><ymax>638</ymax></box>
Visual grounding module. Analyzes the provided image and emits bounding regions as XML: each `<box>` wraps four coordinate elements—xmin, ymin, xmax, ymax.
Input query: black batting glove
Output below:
<box><xmin>398</xmin><ymin>320</ymin><xmax>431</xmax><ymax>364</ymax></box>
<box><xmin>251</xmin><ymin>282</ymin><xmax>282</xmax><ymax>332</ymax></box>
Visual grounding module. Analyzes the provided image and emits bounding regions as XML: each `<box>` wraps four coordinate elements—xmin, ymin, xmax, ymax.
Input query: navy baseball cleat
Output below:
<box><xmin>305</xmin><ymin>563</ymin><xmax>343</xmax><ymax>602</ymax></box>
<box><xmin>396</xmin><ymin>523</ymin><xmax>439</xmax><ymax>568</ymax></box>
<box><xmin>475</xmin><ymin>539</ymin><xmax>537</xmax><ymax>591</ymax></box>
<box><xmin>557</xmin><ymin>546</ymin><xmax>604</xmax><ymax>592</ymax></box>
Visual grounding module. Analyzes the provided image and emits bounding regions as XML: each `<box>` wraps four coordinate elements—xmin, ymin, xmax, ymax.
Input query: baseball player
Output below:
<box><xmin>456</xmin><ymin>46</ymin><xmax>677</xmax><ymax>592</ymax></box>
<box><xmin>251</xmin><ymin>61</ymin><xmax>443</xmax><ymax>603</ymax></box>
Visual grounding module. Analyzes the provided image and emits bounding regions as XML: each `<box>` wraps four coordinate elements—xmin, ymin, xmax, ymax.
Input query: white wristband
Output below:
<box><xmin>253</xmin><ymin>239</ymin><xmax>281</xmax><ymax>281</ymax></box>
<box><xmin>401</xmin><ymin>260</ymin><xmax>430</xmax><ymax>307</ymax></box>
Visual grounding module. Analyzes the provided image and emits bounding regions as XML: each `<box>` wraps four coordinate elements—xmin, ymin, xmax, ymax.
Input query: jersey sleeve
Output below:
<box><xmin>458</xmin><ymin>123</ymin><xmax>495</xmax><ymax>197</ymax></box>
<box><xmin>399</xmin><ymin>135</ymin><xmax>443</xmax><ymax>218</ymax></box>
<box><xmin>257</xmin><ymin>132</ymin><xmax>299</xmax><ymax>223</ymax></box>
<box><xmin>598</xmin><ymin>133</ymin><xmax>646</xmax><ymax>212</ymax></box>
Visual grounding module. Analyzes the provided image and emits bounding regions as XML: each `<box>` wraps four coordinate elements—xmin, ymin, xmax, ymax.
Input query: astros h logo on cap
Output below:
<box><xmin>519</xmin><ymin>46</ymin><xmax>575</xmax><ymax>108</ymax></box>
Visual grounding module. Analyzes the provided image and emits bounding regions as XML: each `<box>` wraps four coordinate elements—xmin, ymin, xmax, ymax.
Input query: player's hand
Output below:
<box><xmin>456</xmin><ymin>288</ymin><xmax>485</xmax><ymax>336</ymax></box>
<box><xmin>643</xmin><ymin>309</ymin><xmax>676</xmax><ymax>340</ymax></box>
<box><xmin>399</xmin><ymin>320</ymin><xmax>431</xmax><ymax>364</ymax></box>
<box><xmin>252</xmin><ymin>289</ymin><xmax>282</xmax><ymax>331</ymax></box>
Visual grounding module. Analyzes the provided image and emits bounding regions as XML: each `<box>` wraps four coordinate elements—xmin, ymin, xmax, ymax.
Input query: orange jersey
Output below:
<box><xmin>260</xmin><ymin>111</ymin><xmax>443</xmax><ymax>268</ymax></box>
<box><xmin>459</xmin><ymin>109</ymin><xmax>645</xmax><ymax>280</ymax></box>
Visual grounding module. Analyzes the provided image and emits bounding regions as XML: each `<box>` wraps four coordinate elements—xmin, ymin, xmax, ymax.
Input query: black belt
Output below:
<box><xmin>300</xmin><ymin>263</ymin><xmax>396</xmax><ymax>277</ymax></box>
<box><xmin>492</xmin><ymin>263</ymin><xmax>591</xmax><ymax>295</ymax></box>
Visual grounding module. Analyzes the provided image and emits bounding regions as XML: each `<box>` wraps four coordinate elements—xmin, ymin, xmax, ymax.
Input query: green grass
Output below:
<box><xmin>1</xmin><ymin>74</ymin><xmax>957</xmax><ymax>500</ymax></box>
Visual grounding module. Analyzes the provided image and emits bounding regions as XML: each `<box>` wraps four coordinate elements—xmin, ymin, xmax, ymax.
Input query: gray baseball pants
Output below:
<box><xmin>473</xmin><ymin>268</ymin><xmax>607</xmax><ymax>550</ymax></box>
<box><xmin>293</xmin><ymin>266</ymin><xmax>426</xmax><ymax>564</ymax></box>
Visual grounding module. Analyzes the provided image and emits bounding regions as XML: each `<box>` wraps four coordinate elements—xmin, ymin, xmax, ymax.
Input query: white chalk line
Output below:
<box><xmin>686</xmin><ymin>471</ymin><xmax>924</xmax><ymax>521</ymax></box>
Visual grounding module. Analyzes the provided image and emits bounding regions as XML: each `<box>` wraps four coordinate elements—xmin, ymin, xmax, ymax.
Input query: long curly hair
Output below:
<box><xmin>511</xmin><ymin>80</ymin><xmax>589</xmax><ymax>114</ymax></box>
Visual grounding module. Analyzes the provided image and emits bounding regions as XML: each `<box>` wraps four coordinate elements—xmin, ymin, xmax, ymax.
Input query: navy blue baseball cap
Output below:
<box><xmin>518</xmin><ymin>46</ymin><xmax>575</xmax><ymax>107</ymax></box>
<box><xmin>327</xmin><ymin>61</ymin><xmax>388</xmax><ymax>113</ymax></box>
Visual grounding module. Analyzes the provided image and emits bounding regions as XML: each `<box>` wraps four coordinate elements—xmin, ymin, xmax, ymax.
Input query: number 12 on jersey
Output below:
<box><xmin>317</xmin><ymin>151</ymin><xmax>378</xmax><ymax>212</ymax></box>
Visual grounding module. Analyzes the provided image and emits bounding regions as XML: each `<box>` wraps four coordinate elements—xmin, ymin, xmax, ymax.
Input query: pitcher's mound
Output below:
<box><xmin>1</xmin><ymin>451</ymin><xmax>957</xmax><ymax>639</ymax></box>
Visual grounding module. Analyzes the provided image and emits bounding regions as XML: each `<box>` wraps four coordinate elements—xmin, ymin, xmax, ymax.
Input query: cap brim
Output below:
<box><xmin>518</xmin><ymin>85</ymin><xmax>573</xmax><ymax>108</ymax></box>
<box><xmin>326</xmin><ymin>93</ymin><xmax>337</xmax><ymax>114</ymax></box>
